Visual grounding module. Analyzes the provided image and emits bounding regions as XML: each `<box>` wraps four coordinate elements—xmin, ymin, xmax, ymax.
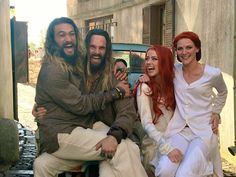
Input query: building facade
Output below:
<box><xmin>67</xmin><ymin>0</ymin><xmax>175</xmax><ymax>46</ymax></box>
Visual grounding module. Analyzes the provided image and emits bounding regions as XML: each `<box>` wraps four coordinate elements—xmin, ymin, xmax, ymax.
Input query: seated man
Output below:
<box><xmin>113</xmin><ymin>58</ymin><xmax>128</xmax><ymax>73</ymax></box>
<box><xmin>33</xmin><ymin>17</ymin><xmax>148</xmax><ymax>177</ymax></box>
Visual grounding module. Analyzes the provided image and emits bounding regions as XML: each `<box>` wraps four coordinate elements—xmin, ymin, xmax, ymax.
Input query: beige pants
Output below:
<box><xmin>141</xmin><ymin>134</ymin><xmax>157</xmax><ymax>170</ymax></box>
<box><xmin>34</xmin><ymin>122</ymin><xmax>148</xmax><ymax>177</ymax></box>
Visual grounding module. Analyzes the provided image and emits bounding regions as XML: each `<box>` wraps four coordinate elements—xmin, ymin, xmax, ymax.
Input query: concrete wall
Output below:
<box><xmin>68</xmin><ymin>0</ymin><xmax>150</xmax><ymax>19</ymax></box>
<box><xmin>111</xmin><ymin>0</ymin><xmax>172</xmax><ymax>45</ymax></box>
<box><xmin>113</xmin><ymin>3</ymin><xmax>144</xmax><ymax>43</ymax></box>
<box><xmin>0</xmin><ymin>0</ymin><xmax>14</xmax><ymax>119</ymax></box>
<box><xmin>175</xmin><ymin>0</ymin><xmax>235</xmax><ymax>164</ymax></box>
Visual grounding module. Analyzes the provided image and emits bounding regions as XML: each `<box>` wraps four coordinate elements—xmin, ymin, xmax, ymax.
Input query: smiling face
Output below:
<box><xmin>176</xmin><ymin>38</ymin><xmax>199</xmax><ymax>65</ymax></box>
<box><xmin>54</xmin><ymin>23</ymin><xmax>77</xmax><ymax>60</ymax></box>
<box><xmin>144</xmin><ymin>49</ymin><xmax>159</xmax><ymax>78</ymax></box>
<box><xmin>88</xmin><ymin>35</ymin><xmax>107</xmax><ymax>72</ymax></box>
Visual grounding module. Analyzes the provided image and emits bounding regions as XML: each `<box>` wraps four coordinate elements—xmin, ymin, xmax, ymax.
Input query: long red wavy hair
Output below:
<box><xmin>134</xmin><ymin>45</ymin><xmax>176</xmax><ymax>123</ymax></box>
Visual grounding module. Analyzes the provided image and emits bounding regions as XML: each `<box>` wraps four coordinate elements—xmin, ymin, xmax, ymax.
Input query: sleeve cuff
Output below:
<box><xmin>107</xmin><ymin>127</ymin><xmax>127</xmax><ymax>144</ymax></box>
<box><xmin>159</xmin><ymin>142</ymin><xmax>174</xmax><ymax>155</ymax></box>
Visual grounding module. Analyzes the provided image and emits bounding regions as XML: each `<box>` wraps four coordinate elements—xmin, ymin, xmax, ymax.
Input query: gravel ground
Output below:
<box><xmin>17</xmin><ymin>83</ymin><xmax>236</xmax><ymax>177</ymax></box>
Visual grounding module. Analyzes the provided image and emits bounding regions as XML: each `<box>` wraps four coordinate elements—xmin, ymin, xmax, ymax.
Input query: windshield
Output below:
<box><xmin>112</xmin><ymin>50</ymin><xmax>145</xmax><ymax>73</ymax></box>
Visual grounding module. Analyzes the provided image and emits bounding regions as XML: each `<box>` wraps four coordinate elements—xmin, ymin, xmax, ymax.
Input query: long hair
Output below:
<box><xmin>84</xmin><ymin>29</ymin><xmax>113</xmax><ymax>91</ymax></box>
<box><xmin>43</xmin><ymin>17</ymin><xmax>84</xmax><ymax>72</ymax></box>
<box><xmin>134</xmin><ymin>45</ymin><xmax>176</xmax><ymax>122</ymax></box>
<box><xmin>173</xmin><ymin>31</ymin><xmax>201</xmax><ymax>62</ymax></box>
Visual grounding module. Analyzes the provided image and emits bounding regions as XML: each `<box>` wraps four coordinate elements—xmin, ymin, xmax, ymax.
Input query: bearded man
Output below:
<box><xmin>33</xmin><ymin>18</ymin><xmax>147</xmax><ymax>177</ymax></box>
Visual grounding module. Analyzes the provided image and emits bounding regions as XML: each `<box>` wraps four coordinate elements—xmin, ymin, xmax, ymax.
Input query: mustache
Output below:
<box><xmin>62</xmin><ymin>42</ymin><xmax>75</xmax><ymax>48</ymax></box>
<box><xmin>90</xmin><ymin>54</ymin><xmax>102</xmax><ymax>59</ymax></box>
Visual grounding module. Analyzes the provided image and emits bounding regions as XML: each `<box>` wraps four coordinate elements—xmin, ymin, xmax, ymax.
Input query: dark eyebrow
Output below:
<box><xmin>57</xmin><ymin>30</ymin><xmax>75</xmax><ymax>35</ymax></box>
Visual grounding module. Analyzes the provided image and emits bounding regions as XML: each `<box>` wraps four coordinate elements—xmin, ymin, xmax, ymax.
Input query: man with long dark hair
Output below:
<box><xmin>33</xmin><ymin>18</ymin><xmax>147</xmax><ymax>177</ymax></box>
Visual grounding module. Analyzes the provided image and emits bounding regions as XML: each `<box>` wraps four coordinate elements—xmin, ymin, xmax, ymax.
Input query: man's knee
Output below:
<box><xmin>34</xmin><ymin>156</ymin><xmax>44</xmax><ymax>170</ymax></box>
<box><xmin>125</xmin><ymin>139</ymin><xmax>140</xmax><ymax>152</ymax></box>
<box><xmin>34</xmin><ymin>156</ymin><xmax>48</xmax><ymax>176</ymax></box>
<box><xmin>33</xmin><ymin>153</ymin><xmax>56</xmax><ymax>176</ymax></box>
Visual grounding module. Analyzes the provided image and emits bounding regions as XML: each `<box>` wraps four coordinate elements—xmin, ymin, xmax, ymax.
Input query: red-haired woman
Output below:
<box><xmin>134</xmin><ymin>45</ymin><xmax>183</xmax><ymax>175</ymax></box>
<box><xmin>155</xmin><ymin>31</ymin><xmax>227</xmax><ymax>177</ymax></box>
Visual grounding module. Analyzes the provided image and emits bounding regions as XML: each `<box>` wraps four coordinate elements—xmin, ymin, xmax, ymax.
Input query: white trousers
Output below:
<box><xmin>33</xmin><ymin>122</ymin><xmax>148</xmax><ymax>177</ymax></box>
<box><xmin>155</xmin><ymin>128</ymin><xmax>222</xmax><ymax>177</ymax></box>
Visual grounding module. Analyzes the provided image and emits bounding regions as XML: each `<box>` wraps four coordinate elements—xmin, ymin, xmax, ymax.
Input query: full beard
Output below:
<box><xmin>59</xmin><ymin>45</ymin><xmax>78</xmax><ymax>65</ymax></box>
<box><xmin>89</xmin><ymin>54</ymin><xmax>106</xmax><ymax>74</ymax></box>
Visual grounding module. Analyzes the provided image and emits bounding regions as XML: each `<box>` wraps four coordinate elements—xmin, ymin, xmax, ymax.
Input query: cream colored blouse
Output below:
<box><xmin>136</xmin><ymin>83</ymin><xmax>174</xmax><ymax>155</ymax></box>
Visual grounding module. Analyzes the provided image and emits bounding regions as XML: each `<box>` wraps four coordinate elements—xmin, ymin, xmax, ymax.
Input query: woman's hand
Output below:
<box><xmin>32</xmin><ymin>104</ymin><xmax>47</xmax><ymax>119</ymax></box>
<box><xmin>210</xmin><ymin>113</ymin><xmax>221</xmax><ymax>134</ymax></box>
<box><xmin>167</xmin><ymin>148</ymin><xmax>183</xmax><ymax>163</ymax></box>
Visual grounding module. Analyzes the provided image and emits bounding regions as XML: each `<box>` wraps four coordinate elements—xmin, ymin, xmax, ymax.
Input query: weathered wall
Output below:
<box><xmin>68</xmin><ymin>0</ymin><xmax>150</xmax><ymax>19</ymax></box>
<box><xmin>175</xmin><ymin>0</ymin><xmax>235</xmax><ymax>164</ymax></box>
<box><xmin>113</xmin><ymin>3</ymin><xmax>144</xmax><ymax>43</ymax></box>
<box><xmin>112</xmin><ymin>0</ymin><xmax>172</xmax><ymax>45</ymax></box>
<box><xmin>28</xmin><ymin>58</ymin><xmax>41</xmax><ymax>84</ymax></box>
<box><xmin>0</xmin><ymin>0</ymin><xmax>14</xmax><ymax>119</ymax></box>
<box><xmin>175</xmin><ymin>0</ymin><xmax>234</xmax><ymax>74</ymax></box>
<box><xmin>67</xmin><ymin>0</ymin><xmax>172</xmax><ymax>44</ymax></box>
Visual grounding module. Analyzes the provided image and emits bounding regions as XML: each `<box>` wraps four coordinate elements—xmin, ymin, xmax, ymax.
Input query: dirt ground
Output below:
<box><xmin>17</xmin><ymin>57</ymin><xmax>41</xmax><ymax>131</ymax></box>
<box><xmin>17</xmin><ymin>83</ymin><xmax>37</xmax><ymax>131</ymax></box>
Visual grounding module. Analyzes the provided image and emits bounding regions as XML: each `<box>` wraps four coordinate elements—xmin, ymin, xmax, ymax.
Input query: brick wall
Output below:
<box><xmin>164</xmin><ymin>0</ymin><xmax>174</xmax><ymax>48</ymax></box>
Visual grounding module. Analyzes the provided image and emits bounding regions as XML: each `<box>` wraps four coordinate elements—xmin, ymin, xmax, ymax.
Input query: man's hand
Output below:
<box><xmin>95</xmin><ymin>135</ymin><xmax>118</xmax><ymax>159</ymax></box>
<box><xmin>32</xmin><ymin>104</ymin><xmax>47</xmax><ymax>119</ymax></box>
<box><xmin>167</xmin><ymin>148</ymin><xmax>183</xmax><ymax>163</ymax></box>
<box><xmin>116</xmin><ymin>80</ymin><xmax>131</xmax><ymax>97</ymax></box>
<box><xmin>210</xmin><ymin>113</ymin><xmax>221</xmax><ymax>134</ymax></box>
<box><xmin>114</xmin><ymin>67</ymin><xmax>128</xmax><ymax>81</ymax></box>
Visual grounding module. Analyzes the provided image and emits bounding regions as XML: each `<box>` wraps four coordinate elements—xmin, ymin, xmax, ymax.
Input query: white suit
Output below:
<box><xmin>157</xmin><ymin>64</ymin><xmax>228</xmax><ymax>177</ymax></box>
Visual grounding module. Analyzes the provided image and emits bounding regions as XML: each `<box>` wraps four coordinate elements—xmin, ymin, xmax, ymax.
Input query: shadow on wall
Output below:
<box><xmin>228</xmin><ymin>143</ymin><xmax>236</xmax><ymax>156</ymax></box>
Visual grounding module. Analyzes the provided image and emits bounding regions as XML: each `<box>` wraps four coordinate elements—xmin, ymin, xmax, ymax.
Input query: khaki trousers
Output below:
<box><xmin>34</xmin><ymin>122</ymin><xmax>148</xmax><ymax>177</ymax></box>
